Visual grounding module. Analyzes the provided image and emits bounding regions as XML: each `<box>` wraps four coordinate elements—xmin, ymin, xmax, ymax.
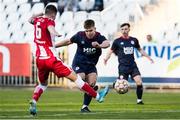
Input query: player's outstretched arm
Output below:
<box><xmin>138</xmin><ymin>48</ymin><xmax>154</xmax><ymax>63</ymax></box>
<box><xmin>104</xmin><ymin>49</ymin><xmax>113</xmax><ymax>65</ymax></box>
<box><xmin>100</xmin><ymin>40</ymin><xmax>110</xmax><ymax>48</ymax></box>
<box><xmin>48</xmin><ymin>26</ymin><xmax>62</xmax><ymax>37</ymax></box>
<box><xmin>55</xmin><ymin>39</ymin><xmax>72</xmax><ymax>48</ymax></box>
<box><xmin>28</xmin><ymin>13</ymin><xmax>44</xmax><ymax>24</ymax></box>
<box><xmin>92</xmin><ymin>40</ymin><xmax>110</xmax><ymax>48</ymax></box>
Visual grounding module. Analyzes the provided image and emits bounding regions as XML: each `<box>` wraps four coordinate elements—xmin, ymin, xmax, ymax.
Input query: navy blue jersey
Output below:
<box><xmin>111</xmin><ymin>36</ymin><xmax>140</xmax><ymax>66</ymax></box>
<box><xmin>70</xmin><ymin>31</ymin><xmax>107</xmax><ymax>65</ymax></box>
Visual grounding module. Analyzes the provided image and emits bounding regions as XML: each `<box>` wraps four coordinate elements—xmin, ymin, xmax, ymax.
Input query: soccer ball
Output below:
<box><xmin>114</xmin><ymin>79</ymin><xmax>129</xmax><ymax>94</ymax></box>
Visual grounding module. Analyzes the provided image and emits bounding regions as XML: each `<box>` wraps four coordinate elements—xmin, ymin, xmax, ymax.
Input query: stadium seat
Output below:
<box><xmin>16</xmin><ymin>0</ymin><xmax>28</xmax><ymax>4</ymax></box>
<box><xmin>65</xmin><ymin>30</ymin><xmax>77</xmax><ymax>39</ymax></box>
<box><xmin>123</xmin><ymin>3</ymin><xmax>144</xmax><ymax>23</ymax></box>
<box><xmin>31</xmin><ymin>3</ymin><xmax>44</xmax><ymax>14</ymax></box>
<box><xmin>32</xmin><ymin>0</ymin><xmax>41</xmax><ymax>2</ymax></box>
<box><xmin>74</xmin><ymin>11</ymin><xmax>88</xmax><ymax>24</ymax></box>
<box><xmin>74</xmin><ymin>21</ymin><xmax>84</xmax><ymax>32</ymax></box>
<box><xmin>0</xmin><ymin>2</ymin><xmax>5</xmax><ymax>13</ymax></box>
<box><xmin>0</xmin><ymin>21</ymin><xmax>9</xmax><ymax>43</ymax></box>
<box><xmin>100</xmin><ymin>30</ymin><xmax>109</xmax><ymax>39</ymax></box>
<box><xmin>0</xmin><ymin>12</ymin><xmax>7</xmax><ymax>22</ymax></box>
<box><xmin>11</xmin><ymin>31</ymin><xmax>25</xmax><ymax>43</ymax></box>
<box><xmin>55</xmin><ymin>20</ymin><xmax>63</xmax><ymax>32</ymax></box>
<box><xmin>112</xmin><ymin>3</ymin><xmax>125</xmax><ymax>16</ymax></box>
<box><xmin>18</xmin><ymin>3</ymin><xmax>31</xmax><ymax>14</ymax></box>
<box><xmin>46</xmin><ymin>2</ymin><xmax>58</xmax><ymax>8</ymax></box>
<box><xmin>137</xmin><ymin>0</ymin><xmax>151</xmax><ymax>7</ymax></box>
<box><xmin>21</xmin><ymin>23</ymin><xmax>34</xmax><ymax>33</ymax></box>
<box><xmin>3</xmin><ymin>0</ymin><xmax>15</xmax><ymax>5</ymax></box>
<box><xmin>24</xmin><ymin>31</ymin><xmax>34</xmax><ymax>43</ymax></box>
<box><xmin>101</xmin><ymin>10</ymin><xmax>115</xmax><ymax>23</ymax></box>
<box><xmin>56</xmin><ymin>12</ymin><xmax>60</xmax><ymax>20</ymax></box>
<box><xmin>0</xmin><ymin>21</ymin><xmax>9</xmax><ymax>33</ymax></box>
<box><xmin>103</xmin><ymin>0</ymin><xmax>117</xmax><ymax>8</ymax></box>
<box><xmin>78</xmin><ymin>0</ymin><xmax>95</xmax><ymax>11</ymax></box>
<box><xmin>59</xmin><ymin>11</ymin><xmax>74</xmax><ymax>23</ymax></box>
<box><xmin>94</xmin><ymin>21</ymin><xmax>104</xmax><ymax>32</ymax></box>
<box><xmin>104</xmin><ymin>21</ymin><xmax>118</xmax><ymax>35</ymax></box>
<box><xmin>19</xmin><ymin>12</ymin><xmax>32</xmax><ymax>24</ymax></box>
<box><xmin>5</xmin><ymin>4</ymin><xmax>18</xmax><ymax>14</ymax></box>
<box><xmin>6</xmin><ymin>13</ymin><xmax>20</xmax><ymax>23</ymax></box>
<box><xmin>116</xmin><ymin>12</ymin><xmax>129</xmax><ymax>25</ymax></box>
<box><xmin>62</xmin><ymin>21</ymin><xmax>75</xmax><ymax>34</ymax></box>
<box><xmin>0</xmin><ymin>0</ymin><xmax>163</xmax><ymax>44</ymax></box>
<box><xmin>0</xmin><ymin>31</ymin><xmax>11</xmax><ymax>43</ymax></box>
<box><xmin>88</xmin><ymin>11</ymin><xmax>101</xmax><ymax>22</ymax></box>
<box><xmin>8</xmin><ymin>22</ymin><xmax>22</xmax><ymax>33</ymax></box>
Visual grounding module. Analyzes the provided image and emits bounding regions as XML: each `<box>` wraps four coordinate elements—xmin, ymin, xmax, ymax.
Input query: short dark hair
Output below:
<box><xmin>84</xmin><ymin>19</ymin><xmax>95</xmax><ymax>29</ymax></box>
<box><xmin>45</xmin><ymin>5</ymin><xmax>57</xmax><ymax>15</ymax></box>
<box><xmin>120</xmin><ymin>23</ymin><xmax>130</xmax><ymax>28</ymax></box>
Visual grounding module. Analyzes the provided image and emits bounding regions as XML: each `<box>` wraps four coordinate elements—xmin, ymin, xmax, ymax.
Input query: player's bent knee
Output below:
<box><xmin>38</xmin><ymin>84</ymin><xmax>47</xmax><ymax>91</ymax></box>
<box><xmin>66</xmin><ymin>71</ymin><xmax>78</xmax><ymax>81</ymax></box>
<box><xmin>137</xmin><ymin>82</ymin><xmax>143</xmax><ymax>86</ymax></box>
<box><xmin>135</xmin><ymin>80</ymin><xmax>143</xmax><ymax>85</ymax></box>
<box><xmin>89</xmin><ymin>82</ymin><xmax>96</xmax><ymax>87</ymax></box>
<box><xmin>40</xmin><ymin>81</ymin><xmax>48</xmax><ymax>86</ymax></box>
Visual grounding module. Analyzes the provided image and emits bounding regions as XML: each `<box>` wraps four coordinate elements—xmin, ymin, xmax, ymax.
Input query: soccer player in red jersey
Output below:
<box><xmin>28</xmin><ymin>5</ymin><xmax>109</xmax><ymax>115</ymax></box>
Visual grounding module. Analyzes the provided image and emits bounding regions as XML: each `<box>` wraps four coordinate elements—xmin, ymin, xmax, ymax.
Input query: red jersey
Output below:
<box><xmin>33</xmin><ymin>16</ymin><xmax>57</xmax><ymax>58</ymax></box>
<box><xmin>31</xmin><ymin>16</ymin><xmax>72</xmax><ymax>81</ymax></box>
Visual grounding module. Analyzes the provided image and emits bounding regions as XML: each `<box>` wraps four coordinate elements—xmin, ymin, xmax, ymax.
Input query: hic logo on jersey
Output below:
<box><xmin>123</xmin><ymin>47</ymin><xmax>133</xmax><ymax>54</ymax></box>
<box><xmin>83</xmin><ymin>48</ymin><xmax>96</xmax><ymax>54</ymax></box>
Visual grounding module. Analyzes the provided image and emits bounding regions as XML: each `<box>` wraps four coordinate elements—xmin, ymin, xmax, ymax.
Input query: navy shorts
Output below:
<box><xmin>72</xmin><ymin>63</ymin><xmax>97</xmax><ymax>75</ymax></box>
<box><xmin>118</xmin><ymin>63</ymin><xmax>141</xmax><ymax>80</ymax></box>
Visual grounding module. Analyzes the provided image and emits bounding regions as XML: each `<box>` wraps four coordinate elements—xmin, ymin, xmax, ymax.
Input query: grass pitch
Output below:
<box><xmin>0</xmin><ymin>88</ymin><xmax>180</xmax><ymax>119</ymax></box>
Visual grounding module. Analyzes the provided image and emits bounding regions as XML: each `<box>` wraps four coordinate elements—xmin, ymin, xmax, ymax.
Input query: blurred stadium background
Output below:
<box><xmin>0</xmin><ymin>0</ymin><xmax>180</xmax><ymax>89</ymax></box>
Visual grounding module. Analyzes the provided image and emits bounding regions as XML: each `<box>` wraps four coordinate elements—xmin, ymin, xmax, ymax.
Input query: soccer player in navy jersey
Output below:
<box><xmin>56</xmin><ymin>19</ymin><xmax>110</xmax><ymax>112</ymax></box>
<box><xmin>28</xmin><ymin>5</ymin><xmax>109</xmax><ymax>116</ymax></box>
<box><xmin>104</xmin><ymin>23</ymin><xmax>154</xmax><ymax>104</ymax></box>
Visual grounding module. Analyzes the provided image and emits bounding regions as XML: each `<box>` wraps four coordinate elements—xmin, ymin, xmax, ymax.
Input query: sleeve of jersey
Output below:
<box><xmin>99</xmin><ymin>35</ymin><xmax>107</xmax><ymax>43</ymax></box>
<box><xmin>111</xmin><ymin>41</ymin><xmax>118</xmax><ymax>55</ymax></box>
<box><xmin>70</xmin><ymin>32</ymin><xmax>79</xmax><ymax>43</ymax></box>
<box><xmin>111</xmin><ymin>40</ymin><xmax>116</xmax><ymax>50</ymax></box>
<box><xmin>135</xmin><ymin>38</ymin><xmax>141</xmax><ymax>49</ymax></box>
<box><xmin>47</xmin><ymin>20</ymin><xmax>55</xmax><ymax>27</ymax></box>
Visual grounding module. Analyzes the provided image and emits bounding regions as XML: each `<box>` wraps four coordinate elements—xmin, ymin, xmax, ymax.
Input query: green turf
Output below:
<box><xmin>0</xmin><ymin>88</ymin><xmax>180</xmax><ymax>119</ymax></box>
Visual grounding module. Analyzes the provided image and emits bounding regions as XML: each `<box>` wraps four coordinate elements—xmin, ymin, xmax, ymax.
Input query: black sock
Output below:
<box><xmin>83</xmin><ymin>85</ymin><xmax>98</xmax><ymax>106</ymax></box>
<box><xmin>83</xmin><ymin>93</ymin><xmax>92</xmax><ymax>106</ymax></box>
<box><xmin>136</xmin><ymin>85</ymin><xmax>143</xmax><ymax>99</ymax></box>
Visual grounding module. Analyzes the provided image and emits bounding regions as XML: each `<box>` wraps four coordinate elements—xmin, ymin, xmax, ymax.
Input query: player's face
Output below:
<box><xmin>120</xmin><ymin>25</ymin><xmax>130</xmax><ymax>36</ymax></box>
<box><xmin>50</xmin><ymin>13</ymin><xmax>57</xmax><ymax>20</ymax></box>
<box><xmin>85</xmin><ymin>27</ymin><xmax>96</xmax><ymax>39</ymax></box>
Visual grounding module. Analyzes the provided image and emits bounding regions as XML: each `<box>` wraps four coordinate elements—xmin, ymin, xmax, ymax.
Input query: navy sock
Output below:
<box><xmin>136</xmin><ymin>85</ymin><xmax>143</xmax><ymax>99</ymax></box>
<box><xmin>83</xmin><ymin>93</ymin><xmax>92</xmax><ymax>106</ymax></box>
<box><xmin>83</xmin><ymin>86</ymin><xmax>98</xmax><ymax>106</ymax></box>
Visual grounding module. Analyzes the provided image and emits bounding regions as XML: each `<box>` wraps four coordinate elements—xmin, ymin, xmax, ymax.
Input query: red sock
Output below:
<box><xmin>32</xmin><ymin>87</ymin><xmax>43</xmax><ymax>101</ymax></box>
<box><xmin>81</xmin><ymin>83</ymin><xmax>97</xmax><ymax>98</ymax></box>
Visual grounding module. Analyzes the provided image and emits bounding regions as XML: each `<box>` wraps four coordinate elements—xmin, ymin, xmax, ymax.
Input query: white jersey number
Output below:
<box><xmin>36</xmin><ymin>22</ymin><xmax>41</xmax><ymax>39</ymax></box>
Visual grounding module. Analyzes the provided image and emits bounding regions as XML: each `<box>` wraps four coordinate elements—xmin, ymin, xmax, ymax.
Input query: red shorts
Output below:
<box><xmin>36</xmin><ymin>57</ymin><xmax>72</xmax><ymax>83</ymax></box>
